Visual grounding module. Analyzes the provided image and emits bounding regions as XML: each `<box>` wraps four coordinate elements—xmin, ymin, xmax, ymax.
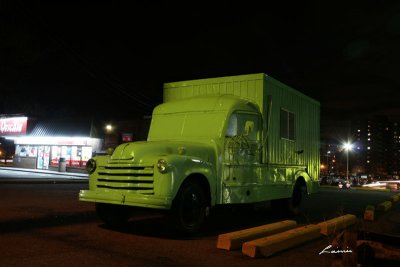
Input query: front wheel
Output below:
<box><xmin>171</xmin><ymin>180</ymin><xmax>208</xmax><ymax>234</ymax></box>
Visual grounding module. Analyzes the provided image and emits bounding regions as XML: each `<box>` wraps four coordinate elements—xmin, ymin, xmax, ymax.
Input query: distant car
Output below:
<box><xmin>352</xmin><ymin>177</ymin><xmax>367</xmax><ymax>186</ymax></box>
<box><xmin>331</xmin><ymin>177</ymin><xmax>346</xmax><ymax>186</ymax></box>
<box><xmin>319</xmin><ymin>176</ymin><xmax>333</xmax><ymax>185</ymax></box>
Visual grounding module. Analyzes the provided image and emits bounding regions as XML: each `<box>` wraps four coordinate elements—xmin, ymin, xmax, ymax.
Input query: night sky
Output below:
<box><xmin>2</xmin><ymin>1</ymin><xmax>400</xmax><ymax>136</ymax></box>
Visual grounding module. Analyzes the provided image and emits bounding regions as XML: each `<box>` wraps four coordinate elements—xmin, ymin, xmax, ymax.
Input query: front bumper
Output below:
<box><xmin>79</xmin><ymin>190</ymin><xmax>173</xmax><ymax>210</ymax></box>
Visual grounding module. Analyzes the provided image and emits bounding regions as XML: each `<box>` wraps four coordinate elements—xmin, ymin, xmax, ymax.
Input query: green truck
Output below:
<box><xmin>79</xmin><ymin>73</ymin><xmax>320</xmax><ymax>233</ymax></box>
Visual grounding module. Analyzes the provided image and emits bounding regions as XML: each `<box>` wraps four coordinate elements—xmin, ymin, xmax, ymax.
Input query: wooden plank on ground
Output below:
<box><xmin>363</xmin><ymin>205</ymin><xmax>375</xmax><ymax>221</ymax></box>
<box><xmin>217</xmin><ymin>220</ymin><xmax>297</xmax><ymax>250</ymax></box>
<box><xmin>377</xmin><ymin>201</ymin><xmax>392</xmax><ymax>211</ymax></box>
<box><xmin>389</xmin><ymin>194</ymin><xmax>399</xmax><ymax>203</ymax></box>
<box><xmin>242</xmin><ymin>224</ymin><xmax>321</xmax><ymax>258</ymax></box>
<box><xmin>318</xmin><ymin>214</ymin><xmax>357</xmax><ymax>236</ymax></box>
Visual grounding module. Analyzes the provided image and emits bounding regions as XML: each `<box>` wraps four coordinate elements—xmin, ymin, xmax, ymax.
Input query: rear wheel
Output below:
<box><xmin>271</xmin><ymin>181</ymin><xmax>304</xmax><ymax>216</ymax></box>
<box><xmin>95</xmin><ymin>203</ymin><xmax>132</xmax><ymax>227</ymax></box>
<box><xmin>288</xmin><ymin>181</ymin><xmax>303</xmax><ymax>215</ymax></box>
<box><xmin>172</xmin><ymin>180</ymin><xmax>208</xmax><ymax>234</ymax></box>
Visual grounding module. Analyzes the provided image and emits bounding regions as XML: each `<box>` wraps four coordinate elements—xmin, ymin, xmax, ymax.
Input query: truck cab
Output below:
<box><xmin>80</xmin><ymin>95</ymin><xmax>262</xmax><ymax>232</ymax></box>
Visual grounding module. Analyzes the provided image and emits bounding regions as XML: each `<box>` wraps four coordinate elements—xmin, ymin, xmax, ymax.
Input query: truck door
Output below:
<box><xmin>223</xmin><ymin>111</ymin><xmax>262</xmax><ymax>186</ymax></box>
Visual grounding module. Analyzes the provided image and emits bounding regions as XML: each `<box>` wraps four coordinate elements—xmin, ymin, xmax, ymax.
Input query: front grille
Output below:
<box><xmin>96</xmin><ymin>165</ymin><xmax>154</xmax><ymax>194</ymax></box>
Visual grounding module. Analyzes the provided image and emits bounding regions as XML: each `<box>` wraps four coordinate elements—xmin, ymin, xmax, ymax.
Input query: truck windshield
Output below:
<box><xmin>148</xmin><ymin>111</ymin><xmax>226</xmax><ymax>141</ymax></box>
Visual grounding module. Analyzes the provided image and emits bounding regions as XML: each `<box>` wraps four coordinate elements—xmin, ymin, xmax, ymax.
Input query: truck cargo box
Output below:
<box><xmin>163</xmin><ymin>73</ymin><xmax>320</xmax><ymax>182</ymax></box>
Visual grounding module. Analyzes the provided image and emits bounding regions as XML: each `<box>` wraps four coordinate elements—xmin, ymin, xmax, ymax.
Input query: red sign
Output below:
<box><xmin>0</xmin><ymin>117</ymin><xmax>28</xmax><ymax>135</ymax></box>
<box><xmin>122</xmin><ymin>133</ymin><xmax>133</xmax><ymax>142</ymax></box>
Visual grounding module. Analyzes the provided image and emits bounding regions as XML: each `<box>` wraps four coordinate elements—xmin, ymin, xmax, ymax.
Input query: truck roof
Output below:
<box><xmin>153</xmin><ymin>94</ymin><xmax>259</xmax><ymax>115</ymax></box>
<box><xmin>149</xmin><ymin>95</ymin><xmax>259</xmax><ymax>141</ymax></box>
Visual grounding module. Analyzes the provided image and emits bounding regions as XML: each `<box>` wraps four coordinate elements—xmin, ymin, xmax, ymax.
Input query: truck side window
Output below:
<box><xmin>226</xmin><ymin>114</ymin><xmax>238</xmax><ymax>137</ymax></box>
<box><xmin>280</xmin><ymin>109</ymin><xmax>295</xmax><ymax>141</ymax></box>
<box><xmin>226</xmin><ymin>112</ymin><xmax>260</xmax><ymax>141</ymax></box>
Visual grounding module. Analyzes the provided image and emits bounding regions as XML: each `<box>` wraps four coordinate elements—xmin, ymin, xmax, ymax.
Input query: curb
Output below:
<box><xmin>0</xmin><ymin>167</ymin><xmax>88</xmax><ymax>179</ymax></box>
<box><xmin>0</xmin><ymin>178</ymin><xmax>88</xmax><ymax>184</ymax></box>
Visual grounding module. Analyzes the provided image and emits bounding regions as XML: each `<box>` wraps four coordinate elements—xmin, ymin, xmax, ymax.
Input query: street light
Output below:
<box><xmin>105</xmin><ymin>124</ymin><xmax>113</xmax><ymax>133</ymax></box>
<box><xmin>343</xmin><ymin>142</ymin><xmax>353</xmax><ymax>184</ymax></box>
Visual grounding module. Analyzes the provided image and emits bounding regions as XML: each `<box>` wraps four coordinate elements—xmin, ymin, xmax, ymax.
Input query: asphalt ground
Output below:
<box><xmin>320</xmin><ymin>185</ymin><xmax>400</xmax><ymax>238</ymax></box>
<box><xmin>0</xmin><ymin>170</ymin><xmax>400</xmax><ymax>266</ymax></box>
<box><xmin>1</xmin><ymin>167</ymin><xmax>398</xmax><ymax>239</ymax></box>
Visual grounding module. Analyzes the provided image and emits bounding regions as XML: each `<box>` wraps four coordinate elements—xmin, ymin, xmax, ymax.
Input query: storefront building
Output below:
<box><xmin>13</xmin><ymin>137</ymin><xmax>101</xmax><ymax>171</ymax></box>
<box><xmin>1</xmin><ymin>116</ymin><xmax>102</xmax><ymax>172</ymax></box>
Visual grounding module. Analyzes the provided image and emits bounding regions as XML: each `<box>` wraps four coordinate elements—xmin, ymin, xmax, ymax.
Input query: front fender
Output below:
<box><xmin>166</xmin><ymin>156</ymin><xmax>216</xmax><ymax>205</ymax></box>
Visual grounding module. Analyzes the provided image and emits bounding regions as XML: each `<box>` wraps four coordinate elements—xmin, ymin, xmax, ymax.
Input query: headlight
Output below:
<box><xmin>86</xmin><ymin>158</ymin><xmax>97</xmax><ymax>174</ymax></box>
<box><xmin>157</xmin><ymin>159</ymin><xmax>168</xmax><ymax>174</ymax></box>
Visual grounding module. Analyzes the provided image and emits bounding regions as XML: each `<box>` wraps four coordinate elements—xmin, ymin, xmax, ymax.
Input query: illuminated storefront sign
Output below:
<box><xmin>122</xmin><ymin>133</ymin><xmax>133</xmax><ymax>142</ymax></box>
<box><xmin>0</xmin><ymin>117</ymin><xmax>27</xmax><ymax>135</ymax></box>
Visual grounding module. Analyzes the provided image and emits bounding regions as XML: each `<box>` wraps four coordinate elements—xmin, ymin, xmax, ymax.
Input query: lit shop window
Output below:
<box><xmin>16</xmin><ymin>145</ymin><xmax>38</xmax><ymax>157</ymax></box>
<box><xmin>82</xmin><ymin>146</ymin><xmax>92</xmax><ymax>165</ymax></box>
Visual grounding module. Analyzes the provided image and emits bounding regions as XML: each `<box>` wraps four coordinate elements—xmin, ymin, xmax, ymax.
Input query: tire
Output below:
<box><xmin>288</xmin><ymin>181</ymin><xmax>303</xmax><ymax>215</ymax></box>
<box><xmin>271</xmin><ymin>182</ymin><xmax>303</xmax><ymax>216</ymax></box>
<box><xmin>95</xmin><ymin>203</ymin><xmax>131</xmax><ymax>227</ymax></box>
<box><xmin>172</xmin><ymin>180</ymin><xmax>208</xmax><ymax>234</ymax></box>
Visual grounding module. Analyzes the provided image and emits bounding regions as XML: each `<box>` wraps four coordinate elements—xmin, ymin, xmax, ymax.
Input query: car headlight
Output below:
<box><xmin>86</xmin><ymin>158</ymin><xmax>97</xmax><ymax>174</ymax></box>
<box><xmin>157</xmin><ymin>159</ymin><xmax>168</xmax><ymax>174</ymax></box>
